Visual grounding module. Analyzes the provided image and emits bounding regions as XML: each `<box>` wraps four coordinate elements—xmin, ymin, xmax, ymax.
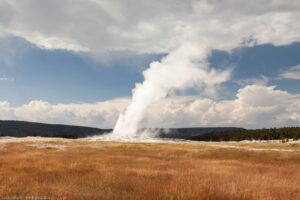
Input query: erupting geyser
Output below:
<box><xmin>113</xmin><ymin>43</ymin><xmax>231</xmax><ymax>137</ymax></box>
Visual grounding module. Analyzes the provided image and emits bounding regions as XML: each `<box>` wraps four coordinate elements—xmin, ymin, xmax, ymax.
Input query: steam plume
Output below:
<box><xmin>113</xmin><ymin>43</ymin><xmax>231</xmax><ymax>135</ymax></box>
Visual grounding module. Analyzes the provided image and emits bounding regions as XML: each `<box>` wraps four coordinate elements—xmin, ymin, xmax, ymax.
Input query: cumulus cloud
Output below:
<box><xmin>143</xmin><ymin>85</ymin><xmax>300</xmax><ymax>128</ymax></box>
<box><xmin>0</xmin><ymin>0</ymin><xmax>299</xmax><ymax>53</ymax></box>
<box><xmin>5</xmin><ymin>98</ymin><xmax>130</xmax><ymax>128</ymax></box>
<box><xmin>279</xmin><ymin>64</ymin><xmax>300</xmax><ymax>80</ymax></box>
<box><xmin>0</xmin><ymin>85</ymin><xmax>299</xmax><ymax>129</ymax></box>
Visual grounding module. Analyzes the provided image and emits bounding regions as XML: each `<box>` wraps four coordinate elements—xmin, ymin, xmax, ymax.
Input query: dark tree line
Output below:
<box><xmin>189</xmin><ymin>127</ymin><xmax>300</xmax><ymax>141</ymax></box>
<box><xmin>0</xmin><ymin>120</ymin><xmax>109</xmax><ymax>138</ymax></box>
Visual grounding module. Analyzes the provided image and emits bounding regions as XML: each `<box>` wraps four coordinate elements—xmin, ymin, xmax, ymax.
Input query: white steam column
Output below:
<box><xmin>113</xmin><ymin>43</ymin><xmax>231</xmax><ymax>137</ymax></box>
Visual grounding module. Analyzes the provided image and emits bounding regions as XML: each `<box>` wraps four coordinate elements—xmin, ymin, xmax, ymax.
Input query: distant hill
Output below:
<box><xmin>0</xmin><ymin>120</ymin><xmax>109</xmax><ymax>138</ymax></box>
<box><xmin>1</xmin><ymin>120</ymin><xmax>298</xmax><ymax>141</ymax></box>
<box><xmin>157</xmin><ymin>127</ymin><xmax>245</xmax><ymax>139</ymax></box>
<box><xmin>0</xmin><ymin>120</ymin><xmax>244</xmax><ymax>139</ymax></box>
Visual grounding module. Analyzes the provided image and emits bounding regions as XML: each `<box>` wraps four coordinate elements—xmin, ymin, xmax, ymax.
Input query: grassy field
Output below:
<box><xmin>0</xmin><ymin>138</ymin><xmax>299</xmax><ymax>200</ymax></box>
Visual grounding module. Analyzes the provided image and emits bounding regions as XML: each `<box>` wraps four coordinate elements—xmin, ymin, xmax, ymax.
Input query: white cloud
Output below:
<box><xmin>0</xmin><ymin>101</ymin><xmax>14</xmax><ymax>119</ymax></box>
<box><xmin>12</xmin><ymin>98</ymin><xmax>130</xmax><ymax>128</ymax></box>
<box><xmin>0</xmin><ymin>77</ymin><xmax>14</xmax><ymax>81</ymax></box>
<box><xmin>144</xmin><ymin>85</ymin><xmax>300</xmax><ymax>128</ymax></box>
<box><xmin>10</xmin><ymin>31</ymin><xmax>90</xmax><ymax>51</ymax></box>
<box><xmin>279</xmin><ymin>64</ymin><xmax>300</xmax><ymax>80</ymax></box>
<box><xmin>234</xmin><ymin>75</ymin><xmax>269</xmax><ymax>86</ymax></box>
<box><xmin>0</xmin><ymin>0</ymin><xmax>299</xmax><ymax>53</ymax></box>
<box><xmin>0</xmin><ymin>77</ymin><xmax>9</xmax><ymax>81</ymax></box>
<box><xmin>0</xmin><ymin>85</ymin><xmax>299</xmax><ymax>129</ymax></box>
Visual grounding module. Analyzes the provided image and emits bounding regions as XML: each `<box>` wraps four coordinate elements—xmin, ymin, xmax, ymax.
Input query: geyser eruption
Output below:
<box><xmin>113</xmin><ymin>43</ymin><xmax>231</xmax><ymax>136</ymax></box>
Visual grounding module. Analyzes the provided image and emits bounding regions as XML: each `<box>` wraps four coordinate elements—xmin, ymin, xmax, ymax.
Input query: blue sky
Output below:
<box><xmin>0</xmin><ymin>36</ymin><xmax>165</xmax><ymax>106</ymax></box>
<box><xmin>1</xmin><ymin>36</ymin><xmax>299</xmax><ymax>106</ymax></box>
<box><xmin>0</xmin><ymin>0</ymin><xmax>299</xmax><ymax>129</ymax></box>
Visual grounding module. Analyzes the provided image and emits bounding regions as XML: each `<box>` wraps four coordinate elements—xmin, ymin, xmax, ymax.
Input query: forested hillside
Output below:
<box><xmin>0</xmin><ymin>120</ymin><xmax>108</xmax><ymax>138</ymax></box>
<box><xmin>189</xmin><ymin>127</ymin><xmax>300</xmax><ymax>141</ymax></box>
<box><xmin>0</xmin><ymin>120</ymin><xmax>244</xmax><ymax>139</ymax></box>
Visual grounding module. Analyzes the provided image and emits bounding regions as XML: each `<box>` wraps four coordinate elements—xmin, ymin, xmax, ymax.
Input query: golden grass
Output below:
<box><xmin>0</xmin><ymin>140</ymin><xmax>299</xmax><ymax>200</ymax></box>
<box><xmin>219</xmin><ymin>140</ymin><xmax>300</xmax><ymax>150</ymax></box>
